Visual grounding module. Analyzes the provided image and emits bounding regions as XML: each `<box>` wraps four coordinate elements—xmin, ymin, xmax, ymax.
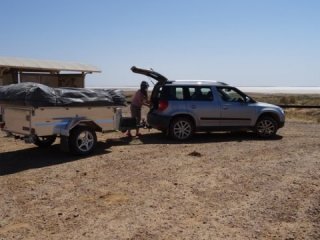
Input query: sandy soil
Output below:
<box><xmin>0</xmin><ymin>119</ymin><xmax>319</xmax><ymax>240</ymax></box>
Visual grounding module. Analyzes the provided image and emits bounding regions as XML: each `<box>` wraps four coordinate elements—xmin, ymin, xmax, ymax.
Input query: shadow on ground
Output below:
<box><xmin>107</xmin><ymin>131</ymin><xmax>283</xmax><ymax>146</ymax></box>
<box><xmin>0</xmin><ymin>142</ymin><xmax>111</xmax><ymax>176</ymax></box>
<box><xmin>0</xmin><ymin>132</ymin><xmax>282</xmax><ymax>176</ymax></box>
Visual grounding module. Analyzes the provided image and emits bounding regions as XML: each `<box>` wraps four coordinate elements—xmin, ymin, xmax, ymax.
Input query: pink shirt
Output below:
<box><xmin>131</xmin><ymin>90</ymin><xmax>147</xmax><ymax>108</ymax></box>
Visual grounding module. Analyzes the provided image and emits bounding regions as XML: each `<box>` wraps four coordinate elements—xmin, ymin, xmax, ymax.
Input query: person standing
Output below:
<box><xmin>127</xmin><ymin>81</ymin><xmax>150</xmax><ymax>137</ymax></box>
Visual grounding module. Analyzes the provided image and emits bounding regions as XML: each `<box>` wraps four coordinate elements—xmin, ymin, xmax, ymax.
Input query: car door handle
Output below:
<box><xmin>191</xmin><ymin>105</ymin><xmax>197</xmax><ymax>109</ymax></box>
<box><xmin>223</xmin><ymin>106</ymin><xmax>228</xmax><ymax>110</ymax></box>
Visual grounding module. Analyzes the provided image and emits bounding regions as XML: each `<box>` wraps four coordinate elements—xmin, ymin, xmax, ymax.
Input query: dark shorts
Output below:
<box><xmin>130</xmin><ymin>105</ymin><xmax>141</xmax><ymax>124</ymax></box>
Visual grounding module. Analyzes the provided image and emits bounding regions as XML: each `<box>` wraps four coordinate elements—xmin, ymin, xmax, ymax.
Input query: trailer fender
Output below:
<box><xmin>54</xmin><ymin>117</ymin><xmax>101</xmax><ymax>136</ymax></box>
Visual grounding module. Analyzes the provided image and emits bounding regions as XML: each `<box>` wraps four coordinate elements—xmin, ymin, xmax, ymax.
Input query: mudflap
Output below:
<box><xmin>60</xmin><ymin>136</ymin><xmax>69</xmax><ymax>152</ymax></box>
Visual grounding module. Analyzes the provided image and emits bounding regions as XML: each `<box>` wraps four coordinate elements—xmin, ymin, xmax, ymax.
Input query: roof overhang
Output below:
<box><xmin>0</xmin><ymin>57</ymin><xmax>101</xmax><ymax>74</ymax></box>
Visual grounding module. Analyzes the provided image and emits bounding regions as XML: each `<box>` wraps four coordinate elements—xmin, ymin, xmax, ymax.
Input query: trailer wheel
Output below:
<box><xmin>34</xmin><ymin>135</ymin><xmax>57</xmax><ymax>148</ymax></box>
<box><xmin>69</xmin><ymin>126</ymin><xmax>97</xmax><ymax>155</ymax></box>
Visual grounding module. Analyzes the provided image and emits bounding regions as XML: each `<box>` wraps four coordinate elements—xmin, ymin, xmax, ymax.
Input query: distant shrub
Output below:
<box><xmin>289</xmin><ymin>96</ymin><xmax>296</xmax><ymax>104</ymax></box>
<box><xmin>279</xmin><ymin>96</ymin><xmax>296</xmax><ymax>105</ymax></box>
<box><xmin>280</xmin><ymin>96</ymin><xmax>289</xmax><ymax>105</ymax></box>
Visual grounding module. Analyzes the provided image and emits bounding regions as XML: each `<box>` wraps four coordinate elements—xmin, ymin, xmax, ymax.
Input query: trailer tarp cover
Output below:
<box><xmin>0</xmin><ymin>82</ymin><xmax>126</xmax><ymax>107</ymax></box>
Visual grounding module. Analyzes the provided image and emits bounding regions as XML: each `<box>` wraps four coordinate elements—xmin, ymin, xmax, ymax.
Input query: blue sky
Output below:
<box><xmin>0</xmin><ymin>0</ymin><xmax>319</xmax><ymax>87</ymax></box>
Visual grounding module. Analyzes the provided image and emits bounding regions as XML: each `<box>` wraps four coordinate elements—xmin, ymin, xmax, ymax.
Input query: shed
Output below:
<box><xmin>0</xmin><ymin>57</ymin><xmax>101</xmax><ymax>88</ymax></box>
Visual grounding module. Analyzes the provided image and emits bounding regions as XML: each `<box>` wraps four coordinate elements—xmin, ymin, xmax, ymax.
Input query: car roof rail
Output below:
<box><xmin>217</xmin><ymin>81</ymin><xmax>229</xmax><ymax>85</ymax></box>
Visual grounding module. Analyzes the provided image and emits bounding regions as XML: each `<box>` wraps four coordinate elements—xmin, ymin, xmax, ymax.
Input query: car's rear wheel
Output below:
<box><xmin>169</xmin><ymin>117</ymin><xmax>194</xmax><ymax>140</ymax></box>
<box><xmin>255</xmin><ymin>116</ymin><xmax>278</xmax><ymax>138</ymax></box>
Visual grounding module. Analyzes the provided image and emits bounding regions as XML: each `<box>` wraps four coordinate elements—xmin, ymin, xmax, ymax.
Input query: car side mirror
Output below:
<box><xmin>245</xmin><ymin>96</ymin><xmax>251</xmax><ymax>103</ymax></box>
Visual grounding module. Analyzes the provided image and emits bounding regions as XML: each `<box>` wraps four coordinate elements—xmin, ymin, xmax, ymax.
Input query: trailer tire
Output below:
<box><xmin>69</xmin><ymin>126</ymin><xmax>97</xmax><ymax>155</ymax></box>
<box><xmin>34</xmin><ymin>135</ymin><xmax>57</xmax><ymax>148</ymax></box>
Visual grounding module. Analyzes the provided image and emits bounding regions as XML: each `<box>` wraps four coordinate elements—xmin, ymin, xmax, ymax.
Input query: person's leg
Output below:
<box><xmin>129</xmin><ymin>105</ymin><xmax>142</xmax><ymax>136</ymax></box>
<box><xmin>126</xmin><ymin>130</ymin><xmax>132</xmax><ymax>137</ymax></box>
<box><xmin>126</xmin><ymin>105</ymin><xmax>136</xmax><ymax>137</ymax></box>
<box><xmin>135</xmin><ymin>107</ymin><xmax>142</xmax><ymax>136</ymax></box>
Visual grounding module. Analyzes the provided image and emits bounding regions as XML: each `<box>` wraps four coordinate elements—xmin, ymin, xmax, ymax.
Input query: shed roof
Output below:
<box><xmin>0</xmin><ymin>57</ymin><xmax>101</xmax><ymax>73</ymax></box>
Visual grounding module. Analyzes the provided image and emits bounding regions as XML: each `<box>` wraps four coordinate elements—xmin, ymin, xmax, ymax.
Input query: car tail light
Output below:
<box><xmin>158</xmin><ymin>100</ymin><xmax>168</xmax><ymax>111</ymax></box>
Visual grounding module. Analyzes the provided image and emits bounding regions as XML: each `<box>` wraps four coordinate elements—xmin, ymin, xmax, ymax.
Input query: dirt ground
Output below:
<box><xmin>0</xmin><ymin>119</ymin><xmax>319</xmax><ymax>240</ymax></box>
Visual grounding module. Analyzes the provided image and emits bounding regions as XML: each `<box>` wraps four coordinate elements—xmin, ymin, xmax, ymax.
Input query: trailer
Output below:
<box><xmin>0</xmin><ymin>57</ymin><xmax>140</xmax><ymax>154</ymax></box>
<box><xmin>0</xmin><ymin>56</ymin><xmax>102</xmax><ymax>124</ymax></box>
<box><xmin>0</xmin><ymin>104</ymin><xmax>130</xmax><ymax>155</ymax></box>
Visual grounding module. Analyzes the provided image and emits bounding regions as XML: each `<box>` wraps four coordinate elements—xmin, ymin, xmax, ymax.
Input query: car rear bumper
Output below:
<box><xmin>147</xmin><ymin>112</ymin><xmax>171</xmax><ymax>131</ymax></box>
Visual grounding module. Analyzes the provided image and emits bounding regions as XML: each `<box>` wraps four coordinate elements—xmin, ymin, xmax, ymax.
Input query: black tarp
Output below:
<box><xmin>0</xmin><ymin>82</ymin><xmax>126</xmax><ymax>107</ymax></box>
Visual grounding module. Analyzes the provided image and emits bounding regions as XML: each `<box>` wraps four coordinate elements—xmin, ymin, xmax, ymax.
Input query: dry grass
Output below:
<box><xmin>250</xmin><ymin>93</ymin><xmax>320</xmax><ymax>123</ymax></box>
<box><xmin>249</xmin><ymin>93</ymin><xmax>320</xmax><ymax>106</ymax></box>
<box><xmin>284</xmin><ymin>108</ymin><xmax>320</xmax><ymax>123</ymax></box>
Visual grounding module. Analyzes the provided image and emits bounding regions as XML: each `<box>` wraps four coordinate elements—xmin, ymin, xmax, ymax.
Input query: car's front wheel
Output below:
<box><xmin>169</xmin><ymin>117</ymin><xmax>194</xmax><ymax>140</ymax></box>
<box><xmin>255</xmin><ymin>116</ymin><xmax>278</xmax><ymax>138</ymax></box>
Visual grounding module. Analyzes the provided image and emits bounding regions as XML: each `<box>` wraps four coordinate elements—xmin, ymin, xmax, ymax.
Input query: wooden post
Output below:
<box><xmin>0</xmin><ymin>68</ymin><xmax>5</xmax><ymax>85</ymax></box>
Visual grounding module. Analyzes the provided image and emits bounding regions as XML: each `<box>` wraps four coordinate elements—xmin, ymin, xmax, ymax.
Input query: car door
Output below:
<box><xmin>217</xmin><ymin>86</ymin><xmax>256</xmax><ymax>127</ymax></box>
<box><xmin>185</xmin><ymin>86</ymin><xmax>221</xmax><ymax>127</ymax></box>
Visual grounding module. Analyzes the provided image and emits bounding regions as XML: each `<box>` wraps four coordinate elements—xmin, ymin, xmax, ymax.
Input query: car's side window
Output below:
<box><xmin>200</xmin><ymin>87</ymin><xmax>213</xmax><ymax>101</ymax></box>
<box><xmin>160</xmin><ymin>86</ymin><xmax>184</xmax><ymax>100</ymax></box>
<box><xmin>174</xmin><ymin>87</ymin><xmax>184</xmax><ymax>100</ymax></box>
<box><xmin>188</xmin><ymin>87</ymin><xmax>196</xmax><ymax>98</ymax></box>
<box><xmin>160</xmin><ymin>86</ymin><xmax>213</xmax><ymax>101</ymax></box>
<box><xmin>187</xmin><ymin>87</ymin><xmax>213</xmax><ymax>101</ymax></box>
<box><xmin>217</xmin><ymin>87</ymin><xmax>245</xmax><ymax>102</ymax></box>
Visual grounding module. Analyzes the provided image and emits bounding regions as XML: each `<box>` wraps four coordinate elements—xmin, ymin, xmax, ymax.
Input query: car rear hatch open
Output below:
<box><xmin>131</xmin><ymin>66</ymin><xmax>168</xmax><ymax>109</ymax></box>
<box><xmin>131</xmin><ymin>66</ymin><xmax>167</xmax><ymax>84</ymax></box>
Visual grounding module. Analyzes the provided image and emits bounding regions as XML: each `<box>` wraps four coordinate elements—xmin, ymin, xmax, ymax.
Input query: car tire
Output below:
<box><xmin>34</xmin><ymin>135</ymin><xmax>57</xmax><ymax>147</ymax></box>
<box><xmin>169</xmin><ymin>117</ymin><xmax>194</xmax><ymax>140</ymax></box>
<box><xmin>69</xmin><ymin>126</ymin><xmax>97</xmax><ymax>155</ymax></box>
<box><xmin>255</xmin><ymin>116</ymin><xmax>278</xmax><ymax>138</ymax></box>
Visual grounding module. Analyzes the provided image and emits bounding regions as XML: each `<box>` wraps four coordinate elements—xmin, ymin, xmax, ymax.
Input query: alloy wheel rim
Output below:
<box><xmin>76</xmin><ymin>131</ymin><xmax>94</xmax><ymax>152</ymax></box>
<box><xmin>173</xmin><ymin>121</ymin><xmax>191</xmax><ymax>139</ymax></box>
<box><xmin>257</xmin><ymin>119</ymin><xmax>275</xmax><ymax>136</ymax></box>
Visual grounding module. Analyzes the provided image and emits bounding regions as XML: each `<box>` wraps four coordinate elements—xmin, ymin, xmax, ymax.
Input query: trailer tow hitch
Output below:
<box><xmin>138</xmin><ymin>119</ymin><xmax>152</xmax><ymax>130</ymax></box>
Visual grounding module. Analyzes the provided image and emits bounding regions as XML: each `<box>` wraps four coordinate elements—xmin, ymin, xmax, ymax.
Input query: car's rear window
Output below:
<box><xmin>160</xmin><ymin>86</ymin><xmax>184</xmax><ymax>100</ymax></box>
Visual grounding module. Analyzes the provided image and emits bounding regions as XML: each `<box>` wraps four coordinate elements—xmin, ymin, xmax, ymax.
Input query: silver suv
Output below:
<box><xmin>131</xmin><ymin>67</ymin><xmax>285</xmax><ymax>140</ymax></box>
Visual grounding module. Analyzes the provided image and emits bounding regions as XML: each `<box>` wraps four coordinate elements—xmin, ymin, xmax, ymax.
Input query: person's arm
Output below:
<box><xmin>143</xmin><ymin>97</ymin><xmax>150</xmax><ymax>107</ymax></box>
